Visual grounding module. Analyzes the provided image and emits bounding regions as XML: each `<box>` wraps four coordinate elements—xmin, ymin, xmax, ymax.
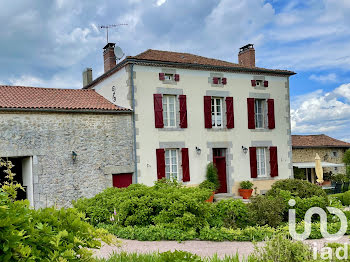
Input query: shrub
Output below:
<box><xmin>329</xmin><ymin>192</ymin><xmax>344</xmax><ymax>205</ymax></box>
<box><xmin>205</xmin><ymin>163</ymin><xmax>220</xmax><ymax>191</ymax></box>
<box><xmin>332</xmin><ymin>173</ymin><xmax>345</xmax><ymax>183</ymax></box>
<box><xmin>251</xmin><ymin>234</ymin><xmax>314</xmax><ymax>262</ymax></box>
<box><xmin>213</xmin><ymin>199</ymin><xmax>250</xmax><ymax>229</ymax></box>
<box><xmin>0</xmin><ymin>189</ymin><xmax>115</xmax><ymax>261</ymax></box>
<box><xmin>239</xmin><ymin>181</ymin><xmax>253</xmax><ymax>189</ymax></box>
<box><xmin>342</xmin><ymin>190</ymin><xmax>350</xmax><ymax>206</ymax></box>
<box><xmin>199</xmin><ymin>180</ymin><xmax>216</xmax><ymax>191</ymax></box>
<box><xmin>267</xmin><ymin>179</ymin><xmax>327</xmax><ymax>199</ymax></box>
<box><xmin>248</xmin><ymin>195</ymin><xmax>285</xmax><ymax>227</ymax></box>
<box><xmin>73</xmin><ymin>180</ymin><xmax>213</xmax><ymax>230</ymax></box>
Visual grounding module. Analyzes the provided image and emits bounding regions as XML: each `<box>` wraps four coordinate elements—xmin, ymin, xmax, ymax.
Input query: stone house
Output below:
<box><xmin>0</xmin><ymin>85</ymin><xmax>134</xmax><ymax>208</ymax></box>
<box><xmin>292</xmin><ymin>134</ymin><xmax>350</xmax><ymax>182</ymax></box>
<box><xmin>84</xmin><ymin>43</ymin><xmax>295</xmax><ymax>195</ymax></box>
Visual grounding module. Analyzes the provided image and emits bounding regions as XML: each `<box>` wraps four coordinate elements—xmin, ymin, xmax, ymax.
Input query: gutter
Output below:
<box><xmin>130</xmin><ymin>63</ymin><xmax>138</xmax><ymax>183</ymax></box>
<box><xmin>0</xmin><ymin>108</ymin><xmax>131</xmax><ymax>114</ymax></box>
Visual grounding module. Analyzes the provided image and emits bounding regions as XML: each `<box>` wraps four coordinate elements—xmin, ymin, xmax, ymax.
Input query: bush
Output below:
<box><xmin>0</xmin><ymin>189</ymin><xmax>115</xmax><ymax>261</ymax></box>
<box><xmin>213</xmin><ymin>199</ymin><xmax>250</xmax><ymax>229</ymax></box>
<box><xmin>199</xmin><ymin>180</ymin><xmax>216</xmax><ymax>191</ymax></box>
<box><xmin>73</xmin><ymin>180</ymin><xmax>213</xmax><ymax>230</ymax></box>
<box><xmin>239</xmin><ymin>181</ymin><xmax>253</xmax><ymax>189</ymax></box>
<box><xmin>267</xmin><ymin>179</ymin><xmax>327</xmax><ymax>199</ymax></box>
<box><xmin>205</xmin><ymin>163</ymin><xmax>220</xmax><ymax>191</ymax></box>
<box><xmin>247</xmin><ymin>195</ymin><xmax>286</xmax><ymax>227</ymax></box>
<box><xmin>329</xmin><ymin>192</ymin><xmax>344</xmax><ymax>204</ymax></box>
<box><xmin>332</xmin><ymin>173</ymin><xmax>345</xmax><ymax>183</ymax></box>
<box><xmin>342</xmin><ymin>190</ymin><xmax>350</xmax><ymax>206</ymax></box>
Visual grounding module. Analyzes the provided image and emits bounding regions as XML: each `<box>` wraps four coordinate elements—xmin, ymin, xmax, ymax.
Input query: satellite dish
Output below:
<box><xmin>114</xmin><ymin>46</ymin><xmax>124</xmax><ymax>59</ymax></box>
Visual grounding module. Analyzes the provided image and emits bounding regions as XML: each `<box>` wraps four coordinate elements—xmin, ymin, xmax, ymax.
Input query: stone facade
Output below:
<box><xmin>0</xmin><ymin>111</ymin><xmax>134</xmax><ymax>208</ymax></box>
<box><xmin>292</xmin><ymin>147</ymin><xmax>348</xmax><ymax>174</ymax></box>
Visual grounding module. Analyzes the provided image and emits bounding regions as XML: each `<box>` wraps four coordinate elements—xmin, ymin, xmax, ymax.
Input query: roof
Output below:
<box><xmin>292</xmin><ymin>134</ymin><xmax>350</xmax><ymax>148</ymax></box>
<box><xmin>0</xmin><ymin>85</ymin><xmax>130</xmax><ymax>112</ymax></box>
<box><xmin>84</xmin><ymin>49</ymin><xmax>295</xmax><ymax>89</ymax></box>
<box><xmin>293</xmin><ymin>162</ymin><xmax>344</xmax><ymax>168</ymax></box>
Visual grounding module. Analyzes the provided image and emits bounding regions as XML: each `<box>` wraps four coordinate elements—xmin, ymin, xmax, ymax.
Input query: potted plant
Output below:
<box><xmin>239</xmin><ymin>181</ymin><xmax>254</xmax><ymax>199</ymax></box>
<box><xmin>200</xmin><ymin>163</ymin><xmax>220</xmax><ymax>202</ymax></box>
<box><xmin>332</xmin><ymin>173</ymin><xmax>345</xmax><ymax>194</ymax></box>
<box><xmin>322</xmin><ymin>172</ymin><xmax>332</xmax><ymax>186</ymax></box>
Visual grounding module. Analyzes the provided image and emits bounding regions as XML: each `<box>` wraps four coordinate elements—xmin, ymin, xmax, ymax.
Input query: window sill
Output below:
<box><xmin>159</xmin><ymin>128</ymin><xmax>184</xmax><ymax>131</ymax></box>
<box><xmin>207</xmin><ymin>128</ymin><xmax>231</xmax><ymax>132</ymax></box>
<box><xmin>161</xmin><ymin>80</ymin><xmax>177</xmax><ymax>85</ymax></box>
<box><xmin>252</xmin><ymin>176</ymin><xmax>275</xmax><ymax>181</ymax></box>
<box><xmin>250</xmin><ymin>128</ymin><xmax>272</xmax><ymax>132</ymax></box>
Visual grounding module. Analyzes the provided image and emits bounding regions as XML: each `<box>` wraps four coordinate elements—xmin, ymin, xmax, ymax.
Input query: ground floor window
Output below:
<box><xmin>165</xmin><ymin>149</ymin><xmax>179</xmax><ymax>180</ymax></box>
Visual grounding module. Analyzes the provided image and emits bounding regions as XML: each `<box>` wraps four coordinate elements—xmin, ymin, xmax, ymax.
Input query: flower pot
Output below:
<box><xmin>239</xmin><ymin>189</ymin><xmax>253</xmax><ymax>199</ymax></box>
<box><xmin>322</xmin><ymin>180</ymin><xmax>331</xmax><ymax>186</ymax></box>
<box><xmin>205</xmin><ymin>191</ymin><xmax>215</xmax><ymax>203</ymax></box>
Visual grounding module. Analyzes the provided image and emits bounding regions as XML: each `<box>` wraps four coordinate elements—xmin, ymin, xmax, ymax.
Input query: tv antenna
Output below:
<box><xmin>100</xmin><ymin>24</ymin><xmax>128</xmax><ymax>43</ymax></box>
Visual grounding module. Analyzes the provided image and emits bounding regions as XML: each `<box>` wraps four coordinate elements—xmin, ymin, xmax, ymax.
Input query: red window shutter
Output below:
<box><xmin>264</xmin><ymin>80</ymin><xmax>269</xmax><ymax>87</ymax></box>
<box><xmin>267</xmin><ymin>99</ymin><xmax>275</xmax><ymax>129</ymax></box>
<box><xmin>247</xmin><ymin>98</ymin><xmax>255</xmax><ymax>129</ymax></box>
<box><xmin>213</xmin><ymin>77</ymin><xmax>219</xmax><ymax>84</ymax></box>
<box><xmin>249</xmin><ymin>147</ymin><xmax>257</xmax><ymax>178</ymax></box>
<box><xmin>159</xmin><ymin>73</ymin><xmax>165</xmax><ymax>80</ymax></box>
<box><xmin>222</xmin><ymin>78</ymin><xmax>227</xmax><ymax>85</ymax></box>
<box><xmin>269</xmin><ymin>146</ymin><xmax>278</xmax><ymax>177</ymax></box>
<box><xmin>179</xmin><ymin>95</ymin><xmax>187</xmax><ymax>128</ymax></box>
<box><xmin>225</xmin><ymin>97</ymin><xmax>234</xmax><ymax>129</ymax></box>
<box><xmin>204</xmin><ymin>96</ymin><xmax>212</xmax><ymax>128</ymax></box>
<box><xmin>156</xmin><ymin>149</ymin><xmax>165</xmax><ymax>180</ymax></box>
<box><xmin>174</xmin><ymin>74</ymin><xmax>180</xmax><ymax>81</ymax></box>
<box><xmin>181</xmin><ymin>148</ymin><xmax>190</xmax><ymax>182</ymax></box>
<box><xmin>251</xmin><ymin>80</ymin><xmax>256</xmax><ymax>86</ymax></box>
<box><xmin>153</xmin><ymin>94</ymin><xmax>164</xmax><ymax>128</ymax></box>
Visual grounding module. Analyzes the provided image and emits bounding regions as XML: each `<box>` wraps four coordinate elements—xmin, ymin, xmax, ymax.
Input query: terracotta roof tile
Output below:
<box><xmin>127</xmin><ymin>49</ymin><xmax>295</xmax><ymax>74</ymax></box>
<box><xmin>0</xmin><ymin>85</ymin><xmax>129</xmax><ymax>112</ymax></box>
<box><xmin>292</xmin><ymin>134</ymin><xmax>350</xmax><ymax>148</ymax></box>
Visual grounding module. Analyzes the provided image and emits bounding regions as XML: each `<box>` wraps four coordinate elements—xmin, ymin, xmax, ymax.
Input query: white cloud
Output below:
<box><xmin>7</xmin><ymin>74</ymin><xmax>81</xmax><ymax>89</ymax></box>
<box><xmin>291</xmin><ymin>83</ymin><xmax>350</xmax><ymax>139</ymax></box>
<box><xmin>155</xmin><ymin>0</ymin><xmax>167</xmax><ymax>6</ymax></box>
<box><xmin>309</xmin><ymin>73</ymin><xmax>337</xmax><ymax>83</ymax></box>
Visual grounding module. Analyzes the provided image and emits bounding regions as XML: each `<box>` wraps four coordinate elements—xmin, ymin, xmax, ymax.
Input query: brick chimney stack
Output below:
<box><xmin>238</xmin><ymin>44</ymin><xmax>255</xmax><ymax>68</ymax></box>
<box><xmin>103</xmin><ymin>43</ymin><xmax>116</xmax><ymax>73</ymax></box>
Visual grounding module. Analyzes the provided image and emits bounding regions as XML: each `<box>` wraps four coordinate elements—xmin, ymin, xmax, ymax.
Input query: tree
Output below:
<box><xmin>343</xmin><ymin>149</ymin><xmax>350</xmax><ymax>177</ymax></box>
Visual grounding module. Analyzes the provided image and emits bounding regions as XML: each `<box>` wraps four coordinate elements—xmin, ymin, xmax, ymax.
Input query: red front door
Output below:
<box><xmin>112</xmin><ymin>173</ymin><xmax>133</xmax><ymax>188</ymax></box>
<box><xmin>213</xmin><ymin>154</ymin><xmax>227</xmax><ymax>193</ymax></box>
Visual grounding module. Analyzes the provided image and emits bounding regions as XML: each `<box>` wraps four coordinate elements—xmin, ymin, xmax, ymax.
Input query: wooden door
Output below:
<box><xmin>213</xmin><ymin>154</ymin><xmax>227</xmax><ymax>193</ymax></box>
<box><xmin>112</xmin><ymin>173</ymin><xmax>133</xmax><ymax>188</ymax></box>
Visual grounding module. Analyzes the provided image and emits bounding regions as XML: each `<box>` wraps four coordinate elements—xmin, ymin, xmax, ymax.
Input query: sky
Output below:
<box><xmin>0</xmin><ymin>0</ymin><xmax>349</xmax><ymax>141</ymax></box>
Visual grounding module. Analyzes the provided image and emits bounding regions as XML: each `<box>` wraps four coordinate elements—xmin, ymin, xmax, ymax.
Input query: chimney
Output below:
<box><xmin>103</xmin><ymin>43</ymin><xmax>116</xmax><ymax>73</ymax></box>
<box><xmin>238</xmin><ymin>44</ymin><xmax>255</xmax><ymax>68</ymax></box>
<box><xmin>82</xmin><ymin>68</ymin><xmax>93</xmax><ymax>87</ymax></box>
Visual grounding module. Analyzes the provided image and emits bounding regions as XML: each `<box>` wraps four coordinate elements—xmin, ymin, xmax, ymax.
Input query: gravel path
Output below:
<box><xmin>94</xmin><ymin>236</ymin><xmax>350</xmax><ymax>259</ymax></box>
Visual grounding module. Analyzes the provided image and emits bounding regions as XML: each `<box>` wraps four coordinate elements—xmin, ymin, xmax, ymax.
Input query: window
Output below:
<box><xmin>255</xmin><ymin>99</ymin><xmax>266</xmax><ymax>128</ymax></box>
<box><xmin>256</xmin><ymin>147</ymin><xmax>267</xmax><ymax>177</ymax></box>
<box><xmin>164</xmin><ymin>73</ymin><xmax>174</xmax><ymax>81</ymax></box>
<box><xmin>332</xmin><ymin>151</ymin><xmax>338</xmax><ymax>158</ymax></box>
<box><xmin>211</xmin><ymin>97</ymin><xmax>223</xmax><ymax>127</ymax></box>
<box><xmin>163</xmin><ymin>95</ymin><xmax>176</xmax><ymax>127</ymax></box>
<box><xmin>165</xmin><ymin>149</ymin><xmax>178</xmax><ymax>180</ymax></box>
<box><xmin>255</xmin><ymin>80</ymin><xmax>263</xmax><ymax>87</ymax></box>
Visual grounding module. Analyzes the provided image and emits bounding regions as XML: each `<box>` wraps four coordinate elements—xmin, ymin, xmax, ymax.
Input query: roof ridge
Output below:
<box><xmin>0</xmin><ymin>85</ymin><xmax>92</xmax><ymax>92</ymax></box>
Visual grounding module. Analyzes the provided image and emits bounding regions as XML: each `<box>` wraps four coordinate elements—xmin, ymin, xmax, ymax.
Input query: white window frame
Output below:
<box><xmin>163</xmin><ymin>95</ymin><xmax>177</xmax><ymax>128</ymax></box>
<box><xmin>164</xmin><ymin>73</ymin><xmax>174</xmax><ymax>81</ymax></box>
<box><xmin>255</xmin><ymin>80</ymin><xmax>263</xmax><ymax>87</ymax></box>
<box><xmin>165</xmin><ymin>149</ymin><xmax>179</xmax><ymax>180</ymax></box>
<box><xmin>211</xmin><ymin>97</ymin><xmax>223</xmax><ymax>128</ymax></box>
<box><xmin>255</xmin><ymin>99</ymin><xmax>266</xmax><ymax>129</ymax></box>
<box><xmin>256</xmin><ymin>147</ymin><xmax>267</xmax><ymax>177</ymax></box>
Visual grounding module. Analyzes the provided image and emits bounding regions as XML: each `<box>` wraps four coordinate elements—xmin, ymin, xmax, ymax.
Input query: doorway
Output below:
<box><xmin>213</xmin><ymin>149</ymin><xmax>227</xmax><ymax>193</ymax></box>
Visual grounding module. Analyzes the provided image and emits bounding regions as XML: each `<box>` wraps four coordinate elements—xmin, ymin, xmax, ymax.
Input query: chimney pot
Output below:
<box><xmin>238</xmin><ymin>44</ymin><xmax>255</xmax><ymax>68</ymax></box>
<box><xmin>103</xmin><ymin>43</ymin><xmax>116</xmax><ymax>73</ymax></box>
<box><xmin>82</xmin><ymin>68</ymin><xmax>93</xmax><ymax>87</ymax></box>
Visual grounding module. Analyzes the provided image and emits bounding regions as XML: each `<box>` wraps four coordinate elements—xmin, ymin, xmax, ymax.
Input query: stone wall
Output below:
<box><xmin>0</xmin><ymin>111</ymin><xmax>134</xmax><ymax>208</ymax></box>
<box><xmin>292</xmin><ymin>147</ymin><xmax>347</xmax><ymax>174</ymax></box>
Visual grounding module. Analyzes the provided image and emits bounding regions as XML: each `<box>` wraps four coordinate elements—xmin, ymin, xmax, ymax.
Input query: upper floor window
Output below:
<box><xmin>164</xmin><ymin>73</ymin><xmax>174</xmax><ymax>81</ymax></box>
<box><xmin>165</xmin><ymin>149</ymin><xmax>178</xmax><ymax>180</ymax></box>
<box><xmin>255</xmin><ymin>99</ymin><xmax>266</xmax><ymax>129</ymax></box>
<box><xmin>256</xmin><ymin>147</ymin><xmax>267</xmax><ymax>177</ymax></box>
<box><xmin>163</xmin><ymin>95</ymin><xmax>176</xmax><ymax>127</ymax></box>
<box><xmin>332</xmin><ymin>151</ymin><xmax>338</xmax><ymax>158</ymax></box>
<box><xmin>211</xmin><ymin>97</ymin><xmax>223</xmax><ymax>127</ymax></box>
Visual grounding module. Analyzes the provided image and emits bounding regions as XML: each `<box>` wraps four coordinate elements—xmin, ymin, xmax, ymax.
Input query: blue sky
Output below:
<box><xmin>0</xmin><ymin>0</ymin><xmax>349</xmax><ymax>141</ymax></box>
